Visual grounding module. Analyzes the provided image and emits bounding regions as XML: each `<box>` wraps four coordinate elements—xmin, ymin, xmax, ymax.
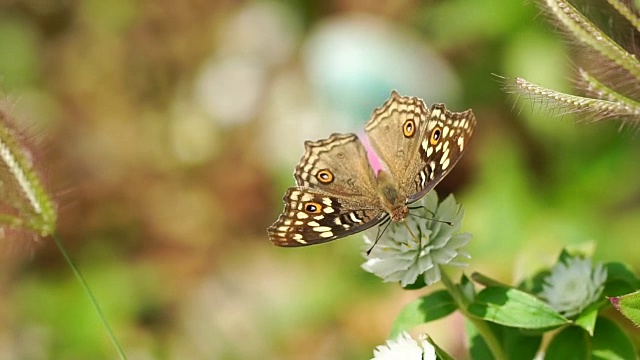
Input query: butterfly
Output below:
<box><xmin>268</xmin><ymin>90</ymin><xmax>476</xmax><ymax>246</ymax></box>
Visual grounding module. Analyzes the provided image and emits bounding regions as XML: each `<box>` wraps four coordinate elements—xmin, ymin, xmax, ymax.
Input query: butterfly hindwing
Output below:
<box><xmin>268</xmin><ymin>188</ymin><xmax>386</xmax><ymax>246</ymax></box>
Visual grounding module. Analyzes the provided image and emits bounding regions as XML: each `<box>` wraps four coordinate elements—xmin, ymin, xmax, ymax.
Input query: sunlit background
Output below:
<box><xmin>0</xmin><ymin>0</ymin><xmax>638</xmax><ymax>359</ymax></box>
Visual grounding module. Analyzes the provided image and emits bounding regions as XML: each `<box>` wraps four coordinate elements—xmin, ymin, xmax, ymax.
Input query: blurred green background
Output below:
<box><xmin>0</xmin><ymin>0</ymin><xmax>638</xmax><ymax>359</ymax></box>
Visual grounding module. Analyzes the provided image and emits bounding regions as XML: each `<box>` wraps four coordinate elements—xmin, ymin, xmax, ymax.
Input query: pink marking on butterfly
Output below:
<box><xmin>358</xmin><ymin>131</ymin><xmax>384</xmax><ymax>175</ymax></box>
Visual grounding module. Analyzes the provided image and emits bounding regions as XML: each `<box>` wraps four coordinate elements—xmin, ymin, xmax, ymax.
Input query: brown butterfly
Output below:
<box><xmin>268</xmin><ymin>91</ymin><xmax>476</xmax><ymax>246</ymax></box>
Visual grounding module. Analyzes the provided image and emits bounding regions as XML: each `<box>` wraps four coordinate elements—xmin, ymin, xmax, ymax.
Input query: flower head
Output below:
<box><xmin>371</xmin><ymin>332</ymin><xmax>436</xmax><ymax>360</ymax></box>
<box><xmin>361</xmin><ymin>191</ymin><xmax>471</xmax><ymax>287</ymax></box>
<box><xmin>539</xmin><ymin>256</ymin><xmax>607</xmax><ymax>317</ymax></box>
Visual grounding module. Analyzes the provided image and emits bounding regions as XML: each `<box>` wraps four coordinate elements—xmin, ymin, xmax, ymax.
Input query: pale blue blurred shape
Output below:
<box><xmin>303</xmin><ymin>15</ymin><xmax>460</xmax><ymax>124</ymax></box>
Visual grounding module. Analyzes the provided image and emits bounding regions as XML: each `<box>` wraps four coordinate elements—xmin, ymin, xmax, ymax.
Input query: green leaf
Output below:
<box><xmin>466</xmin><ymin>320</ymin><xmax>541</xmax><ymax>360</ymax></box>
<box><xmin>466</xmin><ymin>319</ymin><xmax>494</xmax><ymax>360</ymax></box>
<box><xmin>403</xmin><ymin>274</ymin><xmax>427</xmax><ymax>290</ymax></box>
<box><xmin>545</xmin><ymin>326</ymin><xmax>589</xmax><ymax>360</ymax></box>
<box><xmin>609</xmin><ymin>289</ymin><xmax>640</xmax><ymax>327</ymax></box>
<box><xmin>468</xmin><ymin>286</ymin><xmax>568</xmax><ymax>329</ymax></box>
<box><xmin>503</xmin><ymin>328</ymin><xmax>542</xmax><ymax>360</ymax></box>
<box><xmin>574</xmin><ymin>301</ymin><xmax>600</xmax><ymax>335</ymax></box>
<box><xmin>518</xmin><ymin>268</ymin><xmax>550</xmax><ymax>295</ymax></box>
<box><xmin>427</xmin><ymin>336</ymin><xmax>456</xmax><ymax>360</ymax></box>
<box><xmin>471</xmin><ymin>272</ymin><xmax>511</xmax><ymax>288</ymax></box>
<box><xmin>389</xmin><ymin>290</ymin><xmax>457</xmax><ymax>338</ymax></box>
<box><xmin>604</xmin><ymin>262</ymin><xmax>640</xmax><ymax>297</ymax></box>
<box><xmin>592</xmin><ymin>316</ymin><xmax>636</xmax><ymax>360</ymax></box>
<box><xmin>460</xmin><ymin>273</ymin><xmax>476</xmax><ymax>302</ymax></box>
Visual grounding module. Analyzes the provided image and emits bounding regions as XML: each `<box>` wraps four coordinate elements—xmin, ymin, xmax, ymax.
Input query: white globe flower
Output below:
<box><xmin>371</xmin><ymin>332</ymin><xmax>436</xmax><ymax>360</ymax></box>
<box><xmin>362</xmin><ymin>191</ymin><xmax>471</xmax><ymax>287</ymax></box>
<box><xmin>539</xmin><ymin>256</ymin><xmax>607</xmax><ymax>317</ymax></box>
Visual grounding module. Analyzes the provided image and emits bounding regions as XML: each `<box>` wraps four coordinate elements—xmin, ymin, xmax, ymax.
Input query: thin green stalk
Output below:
<box><xmin>607</xmin><ymin>0</ymin><xmax>640</xmax><ymax>33</ymax></box>
<box><xmin>52</xmin><ymin>232</ymin><xmax>127</xmax><ymax>360</ymax></box>
<box><xmin>440</xmin><ymin>270</ymin><xmax>506</xmax><ymax>360</ymax></box>
<box><xmin>545</xmin><ymin>0</ymin><xmax>640</xmax><ymax>83</ymax></box>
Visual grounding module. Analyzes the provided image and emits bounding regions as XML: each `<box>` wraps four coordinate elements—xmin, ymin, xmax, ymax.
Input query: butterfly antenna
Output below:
<box><xmin>408</xmin><ymin>205</ymin><xmax>435</xmax><ymax>216</ymax></box>
<box><xmin>366</xmin><ymin>219</ymin><xmax>391</xmax><ymax>256</ymax></box>
<box><xmin>409</xmin><ymin>206</ymin><xmax>453</xmax><ymax>226</ymax></box>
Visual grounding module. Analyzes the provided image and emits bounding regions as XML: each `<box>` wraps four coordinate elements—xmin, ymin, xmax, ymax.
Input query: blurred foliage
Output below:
<box><xmin>0</xmin><ymin>0</ymin><xmax>638</xmax><ymax>359</ymax></box>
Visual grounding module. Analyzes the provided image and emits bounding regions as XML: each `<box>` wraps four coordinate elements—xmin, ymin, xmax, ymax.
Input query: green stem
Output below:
<box><xmin>440</xmin><ymin>270</ymin><xmax>506</xmax><ymax>360</ymax></box>
<box><xmin>52</xmin><ymin>232</ymin><xmax>127</xmax><ymax>360</ymax></box>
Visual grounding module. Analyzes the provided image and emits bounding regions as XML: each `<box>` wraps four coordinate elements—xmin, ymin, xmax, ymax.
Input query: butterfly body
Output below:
<box><xmin>268</xmin><ymin>91</ymin><xmax>476</xmax><ymax>247</ymax></box>
<box><xmin>375</xmin><ymin>169</ymin><xmax>408</xmax><ymax>222</ymax></box>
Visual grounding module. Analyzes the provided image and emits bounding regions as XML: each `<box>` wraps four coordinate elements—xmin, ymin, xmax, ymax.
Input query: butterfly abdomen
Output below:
<box><xmin>376</xmin><ymin>170</ymin><xmax>409</xmax><ymax>222</ymax></box>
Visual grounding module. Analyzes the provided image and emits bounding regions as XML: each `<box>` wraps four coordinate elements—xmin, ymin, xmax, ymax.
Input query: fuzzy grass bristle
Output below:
<box><xmin>510</xmin><ymin>0</ymin><xmax>640</xmax><ymax>124</ymax></box>
<box><xmin>0</xmin><ymin>107</ymin><xmax>56</xmax><ymax>238</ymax></box>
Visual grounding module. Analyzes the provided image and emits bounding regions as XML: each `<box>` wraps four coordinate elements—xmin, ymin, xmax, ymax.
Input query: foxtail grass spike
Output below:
<box><xmin>606</xmin><ymin>0</ymin><xmax>640</xmax><ymax>34</ymax></box>
<box><xmin>0</xmin><ymin>109</ymin><xmax>56</xmax><ymax>237</ymax></box>
<box><xmin>512</xmin><ymin>77</ymin><xmax>640</xmax><ymax>120</ymax></box>
<box><xmin>0</xmin><ymin>106</ymin><xmax>126</xmax><ymax>358</ymax></box>
<box><xmin>544</xmin><ymin>0</ymin><xmax>640</xmax><ymax>84</ymax></box>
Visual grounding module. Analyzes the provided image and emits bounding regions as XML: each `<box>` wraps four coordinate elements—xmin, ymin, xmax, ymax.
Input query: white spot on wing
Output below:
<box><xmin>442</xmin><ymin>157</ymin><xmax>450</xmax><ymax>170</ymax></box>
<box><xmin>319</xmin><ymin>231</ymin><xmax>333</xmax><ymax>238</ymax></box>
<box><xmin>348</xmin><ymin>212</ymin><xmax>363</xmax><ymax>223</ymax></box>
<box><xmin>440</xmin><ymin>149</ymin><xmax>450</xmax><ymax>164</ymax></box>
<box><xmin>423</xmin><ymin>139</ymin><xmax>433</xmax><ymax>157</ymax></box>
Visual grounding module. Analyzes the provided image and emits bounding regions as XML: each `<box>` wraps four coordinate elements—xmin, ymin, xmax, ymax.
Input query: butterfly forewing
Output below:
<box><xmin>268</xmin><ymin>188</ymin><xmax>386</xmax><ymax>246</ymax></box>
<box><xmin>365</xmin><ymin>91</ymin><xmax>430</xmax><ymax>196</ymax></box>
<box><xmin>407</xmin><ymin>104</ymin><xmax>476</xmax><ymax>202</ymax></box>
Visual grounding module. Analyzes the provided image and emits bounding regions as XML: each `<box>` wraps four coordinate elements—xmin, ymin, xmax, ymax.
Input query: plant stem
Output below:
<box><xmin>440</xmin><ymin>270</ymin><xmax>506</xmax><ymax>360</ymax></box>
<box><xmin>52</xmin><ymin>232</ymin><xmax>127</xmax><ymax>360</ymax></box>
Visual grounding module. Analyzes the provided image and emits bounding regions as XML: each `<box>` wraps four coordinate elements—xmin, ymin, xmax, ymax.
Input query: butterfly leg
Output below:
<box><xmin>366</xmin><ymin>218</ymin><xmax>392</xmax><ymax>256</ymax></box>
